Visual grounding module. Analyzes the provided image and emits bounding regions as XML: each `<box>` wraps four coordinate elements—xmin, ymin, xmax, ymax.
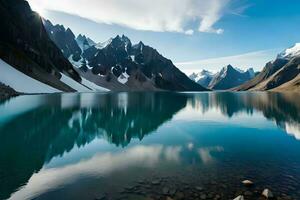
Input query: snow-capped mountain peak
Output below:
<box><xmin>278</xmin><ymin>43</ymin><xmax>300</xmax><ymax>59</ymax></box>
<box><xmin>189</xmin><ymin>70</ymin><xmax>215</xmax><ymax>87</ymax></box>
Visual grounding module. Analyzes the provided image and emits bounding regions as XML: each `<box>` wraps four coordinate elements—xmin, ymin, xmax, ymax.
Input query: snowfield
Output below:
<box><xmin>0</xmin><ymin>59</ymin><xmax>61</xmax><ymax>93</ymax></box>
<box><xmin>0</xmin><ymin>59</ymin><xmax>109</xmax><ymax>94</ymax></box>
<box><xmin>60</xmin><ymin>73</ymin><xmax>91</xmax><ymax>92</ymax></box>
<box><xmin>278</xmin><ymin>43</ymin><xmax>300</xmax><ymax>59</ymax></box>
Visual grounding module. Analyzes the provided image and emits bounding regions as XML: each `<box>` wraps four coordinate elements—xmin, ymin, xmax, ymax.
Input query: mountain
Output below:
<box><xmin>43</xmin><ymin>19</ymin><xmax>82</xmax><ymax>62</ymax></box>
<box><xmin>237</xmin><ymin>43</ymin><xmax>300</xmax><ymax>91</ymax></box>
<box><xmin>189</xmin><ymin>70</ymin><xmax>215</xmax><ymax>87</ymax></box>
<box><xmin>208</xmin><ymin>65</ymin><xmax>255</xmax><ymax>90</ymax></box>
<box><xmin>76</xmin><ymin>34</ymin><xmax>96</xmax><ymax>52</ymax></box>
<box><xmin>0</xmin><ymin>0</ymin><xmax>88</xmax><ymax>93</ymax></box>
<box><xmin>44</xmin><ymin>23</ymin><xmax>208</xmax><ymax>92</ymax></box>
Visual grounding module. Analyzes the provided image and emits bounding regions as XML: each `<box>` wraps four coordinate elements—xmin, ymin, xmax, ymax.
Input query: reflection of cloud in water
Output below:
<box><xmin>285</xmin><ymin>122</ymin><xmax>300</xmax><ymax>140</ymax></box>
<box><xmin>9</xmin><ymin>145</ymin><xmax>182</xmax><ymax>200</ymax></box>
<box><xmin>198</xmin><ymin>146</ymin><xmax>224</xmax><ymax>164</ymax></box>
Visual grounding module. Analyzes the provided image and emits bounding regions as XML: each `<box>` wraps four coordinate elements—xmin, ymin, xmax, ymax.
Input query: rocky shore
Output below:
<box><xmin>94</xmin><ymin>175</ymin><xmax>298</xmax><ymax>200</ymax></box>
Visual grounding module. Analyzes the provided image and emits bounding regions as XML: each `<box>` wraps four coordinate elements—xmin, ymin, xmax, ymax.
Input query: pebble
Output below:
<box><xmin>244</xmin><ymin>191</ymin><xmax>253</xmax><ymax>196</ymax></box>
<box><xmin>242</xmin><ymin>180</ymin><xmax>254</xmax><ymax>187</ymax></box>
<box><xmin>195</xmin><ymin>186</ymin><xmax>203</xmax><ymax>191</ymax></box>
<box><xmin>162</xmin><ymin>187</ymin><xmax>169</xmax><ymax>195</ymax></box>
<box><xmin>233</xmin><ymin>195</ymin><xmax>244</xmax><ymax>200</ymax></box>
<box><xmin>262</xmin><ymin>189</ymin><xmax>274</xmax><ymax>198</ymax></box>
<box><xmin>200</xmin><ymin>194</ymin><xmax>207</xmax><ymax>199</ymax></box>
<box><xmin>151</xmin><ymin>180</ymin><xmax>160</xmax><ymax>185</ymax></box>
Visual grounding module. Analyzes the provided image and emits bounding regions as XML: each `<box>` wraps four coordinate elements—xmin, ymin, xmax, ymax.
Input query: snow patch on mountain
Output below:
<box><xmin>0</xmin><ymin>59</ymin><xmax>61</xmax><ymax>93</ymax></box>
<box><xmin>278</xmin><ymin>43</ymin><xmax>300</xmax><ymax>59</ymax></box>
<box><xmin>118</xmin><ymin>72</ymin><xmax>130</xmax><ymax>84</ymax></box>
<box><xmin>60</xmin><ymin>73</ymin><xmax>91</xmax><ymax>92</ymax></box>
<box><xmin>68</xmin><ymin>55</ymin><xmax>84</xmax><ymax>68</ymax></box>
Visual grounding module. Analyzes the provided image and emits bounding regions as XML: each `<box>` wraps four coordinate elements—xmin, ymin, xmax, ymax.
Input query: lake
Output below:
<box><xmin>0</xmin><ymin>92</ymin><xmax>300</xmax><ymax>200</ymax></box>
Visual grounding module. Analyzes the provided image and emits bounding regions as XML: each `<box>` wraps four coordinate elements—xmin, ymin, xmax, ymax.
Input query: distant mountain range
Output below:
<box><xmin>189</xmin><ymin>65</ymin><xmax>255</xmax><ymax>90</ymax></box>
<box><xmin>189</xmin><ymin>43</ymin><xmax>300</xmax><ymax>91</ymax></box>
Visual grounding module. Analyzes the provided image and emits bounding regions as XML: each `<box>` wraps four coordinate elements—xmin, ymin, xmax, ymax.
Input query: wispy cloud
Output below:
<box><xmin>175</xmin><ymin>49</ymin><xmax>281</xmax><ymax>74</ymax></box>
<box><xmin>28</xmin><ymin>0</ymin><xmax>245</xmax><ymax>35</ymax></box>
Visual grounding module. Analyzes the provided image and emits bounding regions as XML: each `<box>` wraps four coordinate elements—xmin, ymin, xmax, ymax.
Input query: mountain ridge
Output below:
<box><xmin>44</xmin><ymin>22</ymin><xmax>209</xmax><ymax>91</ymax></box>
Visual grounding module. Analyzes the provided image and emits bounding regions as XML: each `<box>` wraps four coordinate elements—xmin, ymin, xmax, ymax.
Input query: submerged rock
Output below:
<box><xmin>195</xmin><ymin>186</ymin><xmax>204</xmax><ymax>191</ymax></box>
<box><xmin>262</xmin><ymin>189</ymin><xmax>274</xmax><ymax>198</ymax></box>
<box><xmin>233</xmin><ymin>195</ymin><xmax>244</xmax><ymax>200</ymax></box>
<box><xmin>200</xmin><ymin>194</ymin><xmax>207</xmax><ymax>199</ymax></box>
<box><xmin>162</xmin><ymin>187</ymin><xmax>169</xmax><ymax>195</ymax></box>
<box><xmin>151</xmin><ymin>180</ymin><xmax>161</xmax><ymax>185</ymax></box>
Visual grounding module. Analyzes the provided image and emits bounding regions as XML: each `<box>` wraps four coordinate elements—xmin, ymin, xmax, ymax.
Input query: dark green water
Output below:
<box><xmin>0</xmin><ymin>92</ymin><xmax>300</xmax><ymax>200</ymax></box>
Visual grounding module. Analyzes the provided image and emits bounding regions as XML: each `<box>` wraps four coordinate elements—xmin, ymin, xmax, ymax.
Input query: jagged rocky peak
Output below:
<box><xmin>109</xmin><ymin>35</ymin><xmax>132</xmax><ymax>50</ymax></box>
<box><xmin>76</xmin><ymin>34</ymin><xmax>95</xmax><ymax>51</ymax></box>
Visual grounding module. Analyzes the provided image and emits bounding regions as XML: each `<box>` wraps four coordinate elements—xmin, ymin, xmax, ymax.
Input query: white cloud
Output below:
<box><xmin>175</xmin><ymin>49</ymin><xmax>281</xmax><ymax>75</ymax></box>
<box><xmin>185</xmin><ymin>29</ymin><xmax>194</xmax><ymax>35</ymax></box>
<box><xmin>28</xmin><ymin>0</ymin><xmax>237</xmax><ymax>34</ymax></box>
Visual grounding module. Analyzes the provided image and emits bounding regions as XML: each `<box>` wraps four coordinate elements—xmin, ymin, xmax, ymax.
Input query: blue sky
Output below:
<box><xmin>28</xmin><ymin>0</ymin><xmax>300</xmax><ymax>74</ymax></box>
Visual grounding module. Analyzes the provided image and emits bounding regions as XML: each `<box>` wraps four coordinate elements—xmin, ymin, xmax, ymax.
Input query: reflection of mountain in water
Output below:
<box><xmin>0</xmin><ymin>92</ymin><xmax>187</xmax><ymax>200</ymax></box>
<box><xmin>187</xmin><ymin>92</ymin><xmax>300</xmax><ymax>139</ymax></box>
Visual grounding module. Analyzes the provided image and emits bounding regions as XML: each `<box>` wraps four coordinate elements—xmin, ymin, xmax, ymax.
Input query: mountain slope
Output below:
<box><xmin>237</xmin><ymin>43</ymin><xmax>300</xmax><ymax>91</ymax></box>
<box><xmin>0</xmin><ymin>0</ymin><xmax>88</xmax><ymax>92</ymax></box>
<box><xmin>209</xmin><ymin>65</ymin><xmax>254</xmax><ymax>90</ymax></box>
<box><xmin>261</xmin><ymin>56</ymin><xmax>300</xmax><ymax>91</ymax></box>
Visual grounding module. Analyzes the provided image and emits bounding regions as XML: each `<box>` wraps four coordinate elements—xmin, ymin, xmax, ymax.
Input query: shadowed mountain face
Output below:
<box><xmin>0</xmin><ymin>0</ymin><xmax>81</xmax><ymax>91</ymax></box>
<box><xmin>45</xmin><ymin>22</ymin><xmax>208</xmax><ymax>91</ymax></box>
<box><xmin>0</xmin><ymin>92</ymin><xmax>187</xmax><ymax>199</ymax></box>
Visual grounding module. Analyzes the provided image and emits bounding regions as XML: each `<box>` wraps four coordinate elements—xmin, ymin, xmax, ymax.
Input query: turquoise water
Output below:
<box><xmin>0</xmin><ymin>92</ymin><xmax>300</xmax><ymax>200</ymax></box>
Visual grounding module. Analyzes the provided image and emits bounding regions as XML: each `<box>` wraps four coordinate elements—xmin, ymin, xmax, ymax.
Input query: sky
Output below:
<box><xmin>27</xmin><ymin>0</ymin><xmax>300</xmax><ymax>75</ymax></box>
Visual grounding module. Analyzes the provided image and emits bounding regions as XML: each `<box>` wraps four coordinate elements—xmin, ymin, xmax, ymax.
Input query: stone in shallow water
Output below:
<box><xmin>175</xmin><ymin>192</ymin><xmax>184</xmax><ymax>200</ymax></box>
<box><xmin>200</xmin><ymin>194</ymin><xmax>207</xmax><ymax>199</ymax></box>
<box><xmin>244</xmin><ymin>191</ymin><xmax>253</xmax><ymax>196</ymax></box>
<box><xmin>195</xmin><ymin>186</ymin><xmax>203</xmax><ymax>191</ymax></box>
<box><xmin>242</xmin><ymin>180</ymin><xmax>254</xmax><ymax>186</ymax></box>
<box><xmin>151</xmin><ymin>180</ymin><xmax>161</xmax><ymax>185</ymax></box>
<box><xmin>233</xmin><ymin>195</ymin><xmax>244</xmax><ymax>200</ymax></box>
<box><xmin>162</xmin><ymin>187</ymin><xmax>169</xmax><ymax>195</ymax></box>
<box><xmin>262</xmin><ymin>189</ymin><xmax>274</xmax><ymax>198</ymax></box>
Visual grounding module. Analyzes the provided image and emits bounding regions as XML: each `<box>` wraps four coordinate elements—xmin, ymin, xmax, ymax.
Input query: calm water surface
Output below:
<box><xmin>0</xmin><ymin>92</ymin><xmax>300</xmax><ymax>200</ymax></box>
